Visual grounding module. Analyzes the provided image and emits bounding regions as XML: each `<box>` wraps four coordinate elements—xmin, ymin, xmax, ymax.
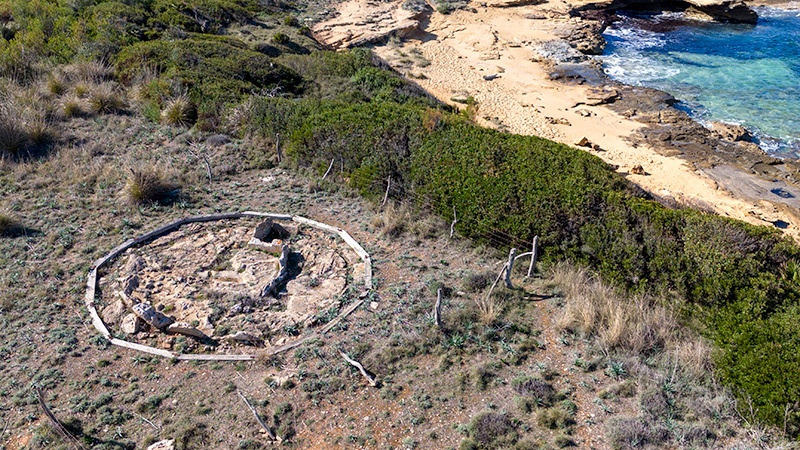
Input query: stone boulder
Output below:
<box><xmin>121</xmin><ymin>313</ymin><xmax>145</xmax><ymax>335</ymax></box>
<box><xmin>121</xmin><ymin>275</ymin><xmax>139</xmax><ymax>298</ymax></box>
<box><xmin>571</xmin><ymin>0</ymin><xmax>757</xmax><ymax>23</ymax></box>
<box><xmin>708</xmin><ymin>121</ymin><xmax>755</xmax><ymax>142</ymax></box>
<box><xmin>166</xmin><ymin>322</ymin><xmax>208</xmax><ymax>340</ymax></box>
<box><xmin>124</xmin><ymin>254</ymin><xmax>146</xmax><ymax>273</ymax></box>
<box><xmin>146</xmin><ymin>440</ymin><xmax>174</xmax><ymax>450</ymax></box>
<box><xmin>102</xmin><ymin>300</ymin><xmax>127</xmax><ymax>324</ymax></box>
<box><xmin>486</xmin><ymin>0</ymin><xmax>544</xmax><ymax>7</ymax></box>
<box><xmin>254</xmin><ymin>219</ymin><xmax>289</xmax><ymax>241</ymax></box>
<box><xmin>132</xmin><ymin>303</ymin><xmax>174</xmax><ymax>330</ymax></box>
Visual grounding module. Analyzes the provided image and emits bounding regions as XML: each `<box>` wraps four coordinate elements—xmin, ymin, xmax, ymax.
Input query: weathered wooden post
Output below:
<box><xmin>434</xmin><ymin>288</ymin><xmax>443</xmax><ymax>327</ymax></box>
<box><xmin>505</xmin><ymin>248</ymin><xmax>516</xmax><ymax>289</ymax></box>
<box><xmin>527</xmin><ymin>236</ymin><xmax>538</xmax><ymax>278</ymax></box>
<box><xmin>321</xmin><ymin>158</ymin><xmax>335</xmax><ymax>180</ymax></box>
<box><xmin>449</xmin><ymin>205</ymin><xmax>458</xmax><ymax>239</ymax></box>
<box><xmin>275</xmin><ymin>133</ymin><xmax>282</xmax><ymax>162</ymax></box>
<box><xmin>382</xmin><ymin>176</ymin><xmax>391</xmax><ymax>207</ymax></box>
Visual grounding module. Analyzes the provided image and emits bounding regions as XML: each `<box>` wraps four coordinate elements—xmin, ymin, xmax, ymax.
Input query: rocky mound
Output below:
<box><xmin>312</xmin><ymin>0</ymin><xmax>432</xmax><ymax>50</ymax></box>
<box><xmin>571</xmin><ymin>0</ymin><xmax>757</xmax><ymax>23</ymax></box>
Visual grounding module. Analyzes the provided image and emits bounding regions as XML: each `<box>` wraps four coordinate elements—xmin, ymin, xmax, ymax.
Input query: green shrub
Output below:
<box><xmin>270</xmin><ymin>91</ymin><xmax>800</xmax><ymax>430</ymax></box>
<box><xmin>152</xmin><ymin>0</ymin><xmax>257</xmax><ymax>33</ymax></box>
<box><xmin>83</xmin><ymin>1</ymin><xmax>148</xmax><ymax>58</ymax></box>
<box><xmin>116</xmin><ymin>36</ymin><xmax>303</xmax><ymax>123</ymax></box>
<box><xmin>536</xmin><ymin>407</ymin><xmax>574</xmax><ymax>429</ymax></box>
<box><xmin>272</xmin><ymin>32</ymin><xmax>288</xmax><ymax>44</ymax></box>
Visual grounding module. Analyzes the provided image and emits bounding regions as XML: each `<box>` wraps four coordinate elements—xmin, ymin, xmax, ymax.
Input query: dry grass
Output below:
<box><xmin>46</xmin><ymin>76</ymin><xmax>67</xmax><ymax>95</ymax></box>
<box><xmin>89</xmin><ymin>83</ymin><xmax>126</xmax><ymax>114</ymax></box>
<box><xmin>475</xmin><ymin>290</ymin><xmax>502</xmax><ymax>325</ymax></box>
<box><xmin>161</xmin><ymin>96</ymin><xmax>197</xmax><ymax>127</ymax></box>
<box><xmin>0</xmin><ymin>86</ymin><xmax>52</xmax><ymax>157</ymax></box>
<box><xmin>0</xmin><ymin>112</ymin><xmax>31</xmax><ymax>156</ymax></box>
<box><xmin>0</xmin><ymin>211</ymin><xmax>21</xmax><ymax>236</ymax></box>
<box><xmin>61</xmin><ymin>60</ymin><xmax>113</xmax><ymax>83</ymax></box>
<box><xmin>61</xmin><ymin>95</ymin><xmax>87</xmax><ymax>118</ymax></box>
<box><xmin>124</xmin><ymin>167</ymin><xmax>178</xmax><ymax>204</ymax></box>
<box><xmin>551</xmin><ymin>262</ymin><xmax>676</xmax><ymax>354</ymax></box>
<box><xmin>371</xmin><ymin>203</ymin><xmax>410</xmax><ymax>238</ymax></box>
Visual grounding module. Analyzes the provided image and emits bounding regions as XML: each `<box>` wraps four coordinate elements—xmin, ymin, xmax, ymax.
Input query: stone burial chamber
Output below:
<box><xmin>94</xmin><ymin>216</ymin><xmax>366</xmax><ymax>356</ymax></box>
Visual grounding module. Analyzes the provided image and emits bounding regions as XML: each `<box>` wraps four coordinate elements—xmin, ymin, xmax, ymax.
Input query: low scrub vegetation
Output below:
<box><xmin>124</xmin><ymin>167</ymin><xmax>178</xmax><ymax>204</ymax></box>
<box><xmin>238</xmin><ymin>73</ymin><xmax>800</xmax><ymax>431</ymax></box>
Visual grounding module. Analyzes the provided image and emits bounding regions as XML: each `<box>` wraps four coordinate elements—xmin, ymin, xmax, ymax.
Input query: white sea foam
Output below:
<box><xmin>754</xmin><ymin>6</ymin><xmax>800</xmax><ymax>19</ymax></box>
<box><xmin>599</xmin><ymin>10</ymin><xmax>800</xmax><ymax>156</ymax></box>
<box><xmin>604</xmin><ymin>26</ymin><xmax>666</xmax><ymax>50</ymax></box>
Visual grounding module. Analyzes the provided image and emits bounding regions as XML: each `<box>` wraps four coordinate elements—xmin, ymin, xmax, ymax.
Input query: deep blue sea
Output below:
<box><xmin>601</xmin><ymin>7</ymin><xmax>800</xmax><ymax>157</ymax></box>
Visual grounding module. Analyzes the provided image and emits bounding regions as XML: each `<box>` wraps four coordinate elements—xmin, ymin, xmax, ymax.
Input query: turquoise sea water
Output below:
<box><xmin>601</xmin><ymin>7</ymin><xmax>800</xmax><ymax>157</ymax></box>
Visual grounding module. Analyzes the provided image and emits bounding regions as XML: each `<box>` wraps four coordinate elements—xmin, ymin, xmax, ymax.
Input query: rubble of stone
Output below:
<box><xmin>96</xmin><ymin>220</ymin><xmax>359</xmax><ymax>353</ymax></box>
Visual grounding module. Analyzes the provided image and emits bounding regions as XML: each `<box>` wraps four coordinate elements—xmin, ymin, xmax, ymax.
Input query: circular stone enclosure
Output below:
<box><xmin>84</xmin><ymin>212</ymin><xmax>372</xmax><ymax>360</ymax></box>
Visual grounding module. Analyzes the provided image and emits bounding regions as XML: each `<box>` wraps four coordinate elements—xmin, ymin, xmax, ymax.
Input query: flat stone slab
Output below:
<box><xmin>166</xmin><ymin>322</ymin><xmax>208</xmax><ymax>339</ymax></box>
<box><xmin>132</xmin><ymin>303</ymin><xmax>174</xmax><ymax>330</ymax></box>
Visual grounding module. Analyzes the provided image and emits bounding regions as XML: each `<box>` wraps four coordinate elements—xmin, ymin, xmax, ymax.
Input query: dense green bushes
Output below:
<box><xmin>151</xmin><ymin>0</ymin><xmax>258</xmax><ymax>33</ymax></box>
<box><xmin>117</xmin><ymin>35</ymin><xmax>303</xmax><ymax>125</ymax></box>
<box><xmin>240</xmin><ymin>60</ymin><xmax>800</xmax><ymax>433</ymax></box>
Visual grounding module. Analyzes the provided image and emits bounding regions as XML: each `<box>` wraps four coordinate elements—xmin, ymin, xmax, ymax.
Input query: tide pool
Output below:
<box><xmin>601</xmin><ymin>7</ymin><xmax>800</xmax><ymax>157</ymax></box>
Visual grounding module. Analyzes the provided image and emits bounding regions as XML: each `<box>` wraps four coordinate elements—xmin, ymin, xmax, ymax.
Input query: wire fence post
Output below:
<box><xmin>275</xmin><ymin>133</ymin><xmax>282</xmax><ymax>163</ymax></box>
<box><xmin>527</xmin><ymin>236</ymin><xmax>538</xmax><ymax>278</ymax></box>
<box><xmin>434</xmin><ymin>288</ymin><xmax>443</xmax><ymax>328</ymax></box>
<box><xmin>382</xmin><ymin>176</ymin><xmax>391</xmax><ymax>208</ymax></box>
<box><xmin>505</xmin><ymin>248</ymin><xmax>516</xmax><ymax>289</ymax></box>
<box><xmin>449</xmin><ymin>205</ymin><xmax>458</xmax><ymax>239</ymax></box>
<box><xmin>321</xmin><ymin>158</ymin><xmax>335</xmax><ymax>181</ymax></box>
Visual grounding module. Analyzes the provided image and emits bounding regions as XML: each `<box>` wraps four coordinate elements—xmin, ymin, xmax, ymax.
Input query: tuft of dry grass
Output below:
<box><xmin>62</xmin><ymin>60</ymin><xmax>113</xmax><ymax>83</ymax></box>
<box><xmin>61</xmin><ymin>96</ymin><xmax>87</xmax><ymax>118</ymax></box>
<box><xmin>161</xmin><ymin>96</ymin><xmax>197</xmax><ymax>127</ymax></box>
<box><xmin>551</xmin><ymin>263</ymin><xmax>676</xmax><ymax>354</ymax></box>
<box><xmin>0</xmin><ymin>211</ymin><xmax>21</xmax><ymax>236</ymax></box>
<box><xmin>0</xmin><ymin>113</ymin><xmax>31</xmax><ymax>156</ymax></box>
<box><xmin>89</xmin><ymin>84</ymin><xmax>125</xmax><ymax>114</ymax></box>
<box><xmin>0</xmin><ymin>89</ymin><xmax>52</xmax><ymax>157</ymax></box>
<box><xmin>46</xmin><ymin>76</ymin><xmax>66</xmax><ymax>96</ymax></box>
<box><xmin>371</xmin><ymin>203</ymin><xmax>410</xmax><ymax>238</ymax></box>
<box><xmin>124</xmin><ymin>167</ymin><xmax>178</xmax><ymax>204</ymax></box>
<box><xmin>475</xmin><ymin>292</ymin><xmax>502</xmax><ymax>325</ymax></box>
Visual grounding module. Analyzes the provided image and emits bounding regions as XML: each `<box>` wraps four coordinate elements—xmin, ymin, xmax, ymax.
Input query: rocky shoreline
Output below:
<box><xmin>312</xmin><ymin>0</ymin><xmax>800</xmax><ymax>234</ymax></box>
<box><xmin>542</xmin><ymin>7</ymin><xmax>800</xmax><ymax>211</ymax></box>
